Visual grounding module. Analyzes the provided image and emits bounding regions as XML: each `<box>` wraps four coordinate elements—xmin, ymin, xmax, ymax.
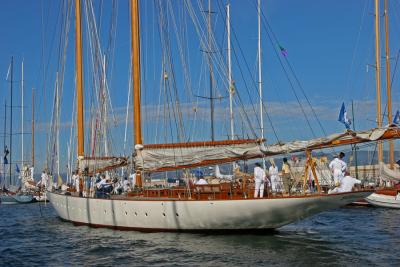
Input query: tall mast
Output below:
<box><xmin>384</xmin><ymin>0</ymin><xmax>394</xmax><ymax>169</ymax></box>
<box><xmin>102</xmin><ymin>55</ymin><xmax>109</xmax><ymax>156</ymax></box>
<box><xmin>374</xmin><ymin>0</ymin><xmax>383</xmax><ymax>163</ymax></box>
<box><xmin>131</xmin><ymin>0</ymin><xmax>143</xmax><ymax>187</ymax></box>
<box><xmin>21</xmin><ymin>59</ymin><xmax>24</xmax><ymax>166</ymax></box>
<box><xmin>9</xmin><ymin>57</ymin><xmax>13</xmax><ymax>184</ymax></box>
<box><xmin>208</xmin><ymin>0</ymin><xmax>215</xmax><ymax>141</ymax></box>
<box><xmin>75</xmin><ymin>0</ymin><xmax>85</xmax><ymax>158</ymax></box>
<box><xmin>31</xmin><ymin>88</ymin><xmax>34</xmax><ymax>168</ymax></box>
<box><xmin>56</xmin><ymin>73</ymin><xmax>60</xmax><ymax>177</ymax></box>
<box><xmin>3</xmin><ymin>101</ymin><xmax>6</xmax><ymax>182</ymax></box>
<box><xmin>227</xmin><ymin>4</ymin><xmax>234</xmax><ymax>140</ymax></box>
<box><xmin>258</xmin><ymin>0</ymin><xmax>265</xmax><ymax>169</ymax></box>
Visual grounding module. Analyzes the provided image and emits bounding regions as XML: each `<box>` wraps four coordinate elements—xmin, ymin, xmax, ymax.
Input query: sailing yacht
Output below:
<box><xmin>362</xmin><ymin>0</ymin><xmax>400</xmax><ymax>209</ymax></box>
<box><xmin>46</xmin><ymin>0</ymin><xmax>390</xmax><ymax>231</ymax></box>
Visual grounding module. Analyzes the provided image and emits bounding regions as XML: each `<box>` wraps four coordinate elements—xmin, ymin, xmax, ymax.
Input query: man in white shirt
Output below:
<box><xmin>71</xmin><ymin>171</ymin><xmax>80</xmax><ymax>195</ymax></box>
<box><xmin>123</xmin><ymin>177</ymin><xmax>131</xmax><ymax>192</ymax></box>
<box><xmin>269</xmin><ymin>159</ymin><xmax>280</xmax><ymax>193</ymax></box>
<box><xmin>328</xmin><ymin>172</ymin><xmax>361</xmax><ymax>194</ymax></box>
<box><xmin>195</xmin><ymin>177</ymin><xmax>208</xmax><ymax>185</ymax></box>
<box><xmin>329</xmin><ymin>152</ymin><xmax>347</xmax><ymax>186</ymax></box>
<box><xmin>254</xmin><ymin>162</ymin><xmax>266</xmax><ymax>198</ymax></box>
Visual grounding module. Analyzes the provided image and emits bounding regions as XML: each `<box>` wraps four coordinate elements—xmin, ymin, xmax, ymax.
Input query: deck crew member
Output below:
<box><xmin>37</xmin><ymin>170</ymin><xmax>49</xmax><ymax>189</ymax></box>
<box><xmin>281</xmin><ymin>158</ymin><xmax>291</xmax><ymax>194</ymax></box>
<box><xmin>329</xmin><ymin>152</ymin><xmax>347</xmax><ymax>186</ymax></box>
<box><xmin>123</xmin><ymin>177</ymin><xmax>131</xmax><ymax>192</ymax></box>
<box><xmin>328</xmin><ymin>171</ymin><xmax>361</xmax><ymax>194</ymax></box>
<box><xmin>72</xmin><ymin>171</ymin><xmax>81</xmax><ymax>196</ymax></box>
<box><xmin>254</xmin><ymin>162</ymin><xmax>266</xmax><ymax>198</ymax></box>
<box><xmin>269</xmin><ymin>159</ymin><xmax>280</xmax><ymax>193</ymax></box>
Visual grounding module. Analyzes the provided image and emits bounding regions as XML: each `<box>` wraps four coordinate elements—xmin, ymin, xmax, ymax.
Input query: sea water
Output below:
<box><xmin>0</xmin><ymin>203</ymin><xmax>399</xmax><ymax>266</ymax></box>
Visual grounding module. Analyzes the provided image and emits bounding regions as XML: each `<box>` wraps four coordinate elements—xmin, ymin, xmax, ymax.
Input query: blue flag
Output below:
<box><xmin>338</xmin><ymin>102</ymin><xmax>351</xmax><ymax>130</ymax></box>
<box><xmin>15</xmin><ymin>164</ymin><xmax>20</xmax><ymax>173</ymax></box>
<box><xmin>393</xmin><ymin>110</ymin><xmax>400</xmax><ymax>125</ymax></box>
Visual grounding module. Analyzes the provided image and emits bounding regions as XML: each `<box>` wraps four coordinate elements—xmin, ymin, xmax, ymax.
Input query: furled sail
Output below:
<box><xmin>379</xmin><ymin>162</ymin><xmax>400</xmax><ymax>181</ymax></box>
<box><xmin>78</xmin><ymin>156</ymin><xmax>128</xmax><ymax>174</ymax></box>
<box><xmin>134</xmin><ymin>127</ymin><xmax>400</xmax><ymax>172</ymax></box>
<box><xmin>134</xmin><ymin>139</ymin><xmax>265</xmax><ymax>172</ymax></box>
<box><xmin>262</xmin><ymin>127</ymin><xmax>399</xmax><ymax>156</ymax></box>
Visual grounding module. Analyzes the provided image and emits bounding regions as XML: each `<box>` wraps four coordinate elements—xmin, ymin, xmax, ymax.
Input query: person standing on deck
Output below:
<box><xmin>254</xmin><ymin>162</ymin><xmax>266</xmax><ymax>198</ymax></box>
<box><xmin>329</xmin><ymin>152</ymin><xmax>347</xmax><ymax>186</ymax></box>
<box><xmin>72</xmin><ymin>170</ymin><xmax>81</xmax><ymax>196</ymax></box>
<box><xmin>269</xmin><ymin>159</ymin><xmax>280</xmax><ymax>194</ymax></box>
<box><xmin>281</xmin><ymin>158</ymin><xmax>291</xmax><ymax>195</ymax></box>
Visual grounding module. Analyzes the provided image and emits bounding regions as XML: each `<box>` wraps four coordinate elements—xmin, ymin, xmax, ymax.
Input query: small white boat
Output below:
<box><xmin>365</xmin><ymin>189</ymin><xmax>400</xmax><ymax>209</ymax></box>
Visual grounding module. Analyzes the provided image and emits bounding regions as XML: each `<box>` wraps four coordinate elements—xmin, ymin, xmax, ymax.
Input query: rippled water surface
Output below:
<box><xmin>1</xmin><ymin>203</ymin><xmax>399</xmax><ymax>266</ymax></box>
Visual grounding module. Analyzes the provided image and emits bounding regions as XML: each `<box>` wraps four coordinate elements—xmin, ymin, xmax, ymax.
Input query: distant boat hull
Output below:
<box><xmin>0</xmin><ymin>194</ymin><xmax>36</xmax><ymax>204</ymax></box>
<box><xmin>365</xmin><ymin>191</ymin><xmax>400</xmax><ymax>209</ymax></box>
<box><xmin>48</xmin><ymin>191</ymin><xmax>371</xmax><ymax>231</ymax></box>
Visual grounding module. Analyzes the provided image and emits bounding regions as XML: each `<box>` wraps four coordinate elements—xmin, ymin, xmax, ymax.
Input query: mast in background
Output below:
<box><xmin>384</xmin><ymin>0</ymin><xmax>394</xmax><ymax>169</ymax></box>
<box><xmin>3</xmin><ymin>101</ymin><xmax>6</xmax><ymax>184</ymax></box>
<box><xmin>31</xmin><ymin>88</ymin><xmax>35</xmax><ymax>169</ymax></box>
<box><xmin>21</xmin><ymin>59</ymin><xmax>24</xmax><ymax>166</ymax></box>
<box><xmin>258</xmin><ymin>0</ymin><xmax>265</xmax><ymax>169</ymax></box>
<box><xmin>374</xmin><ymin>0</ymin><xmax>383</xmax><ymax>163</ymax></box>
<box><xmin>227</xmin><ymin>4</ymin><xmax>234</xmax><ymax>140</ymax></box>
<box><xmin>131</xmin><ymin>0</ymin><xmax>143</xmax><ymax>187</ymax></box>
<box><xmin>208</xmin><ymin>0</ymin><xmax>215</xmax><ymax>141</ymax></box>
<box><xmin>75</xmin><ymin>0</ymin><xmax>85</xmax><ymax>158</ymax></box>
<box><xmin>9</xmin><ymin>57</ymin><xmax>13</xmax><ymax>185</ymax></box>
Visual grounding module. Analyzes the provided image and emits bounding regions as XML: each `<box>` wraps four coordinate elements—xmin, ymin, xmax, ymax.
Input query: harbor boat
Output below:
<box><xmin>365</xmin><ymin>188</ymin><xmax>400</xmax><ymax>208</ymax></box>
<box><xmin>46</xmin><ymin>0</ymin><xmax>386</xmax><ymax>232</ymax></box>
<box><xmin>361</xmin><ymin>0</ymin><xmax>400</xmax><ymax>209</ymax></box>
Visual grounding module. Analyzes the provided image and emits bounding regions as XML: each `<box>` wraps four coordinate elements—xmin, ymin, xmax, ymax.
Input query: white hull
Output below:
<box><xmin>48</xmin><ymin>191</ymin><xmax>371</xmax><ymax>231</ymax></box>
<box><xmin>365</xmin><ymin>193</ymin><xmax>400</xmax><ymax>209</ymax></box>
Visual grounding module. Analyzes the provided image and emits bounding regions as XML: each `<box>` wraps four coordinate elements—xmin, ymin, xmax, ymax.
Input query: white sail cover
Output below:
<box><xmin>78</xmin><ymin>157</ymin><xmax>128</xmax><ymax>174</ymax></box>
<box><xmin>263</xmin><ymin>128</ymin><xmax>388</xmax><ymax>155</ymax></box>
<box><xmin>134</xmin><ymin>127</ymin><xmax>399</xmax><ymax>172</ymax></box>
<box><xmin>134</xmin><ymin>141</ymin><xmax>264</xmax><ymax>172</ymax></box>
<box><xmin>379</xmin><ymin>162</ymin><xmax>400</xmax><ymax>182</ymax></box>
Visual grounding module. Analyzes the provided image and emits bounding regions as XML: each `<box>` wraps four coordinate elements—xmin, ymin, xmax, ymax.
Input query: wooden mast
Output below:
<box><xmin>374</xmin><ymin>0</ymin><xmax>383</xmax><ymax>163</ymax></box>
<box><xmin>75</xmin><ymin>0</ymin><xmax>84</xmax><ymax>159</ymax></box>
<box><xmin>384</xmin><ymin>0</ymin><xmax>394</xmax><ymax>169</ymax></box>
<box><xmin>131</xmin><ymin>0</ymin><xmax>143</xmax><ymax>187</ymax></box>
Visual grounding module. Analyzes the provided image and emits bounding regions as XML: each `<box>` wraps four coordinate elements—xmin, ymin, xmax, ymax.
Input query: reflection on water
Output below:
<box><xmin>0</xmin><ymin>204</ymin><xmax>399</xmax><ymax>266</ymax></box>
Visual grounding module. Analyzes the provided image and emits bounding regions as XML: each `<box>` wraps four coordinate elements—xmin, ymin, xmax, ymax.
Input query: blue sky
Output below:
<box><xmin>1</xmin><ymin>0</ymin><xmax>400</xmax><ymax>172</ymax></box>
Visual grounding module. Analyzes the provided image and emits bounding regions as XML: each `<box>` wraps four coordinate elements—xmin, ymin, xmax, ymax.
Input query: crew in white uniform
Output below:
<box><xmin>328</xmin><ymin>172</ymin><xmax>361</xmax><ymax>194</ymax></box>
<box><xmin>329</xmin><ymin>152</ymin><xmax>347</xmax><ymax>186</ymax></box>
<box><xmin>269</xmin><ymin>159</ymin><xmax>280</xmax><ymax>193</ymax></box>
<box><xmin>254</xmin><ymin>162</ymin><xmax>266</xmax><ymax>198</ymax></box>
<box><xmin>72</xmin><ymin>171</ymin><xmax>80</xmax><ymax>194</ymax></box>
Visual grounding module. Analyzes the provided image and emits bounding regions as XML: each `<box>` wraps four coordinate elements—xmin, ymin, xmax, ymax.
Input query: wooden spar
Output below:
<box><xmin>143</xmin><ymin>139</ymin><xmax>263</xmax><ymax>149</ymax></box>
<box><xmin>384</xmin><ymin>0</ymin><xmax>394</xmax><ymax>169</ymax></box>
<box><xmin>306</xmin><ymin>128</ymin><xmax>400</xmax><ymax>151</ymax></box>
<box><xmin>375</xmin><ymin>0</ymin><xmax>383</xmax><ymax>162</ymax></box>
<box><xmin>131</xmin><ymin>0</ymin><xmax>143</xmax><ymax>187</ymax></box>
<box><xmin>31</xmin><ymin>88</ymin><xmax>34</xmax><ymax>167</ymax></box>
<box><xmin>75</xmin><ymin>0</ymin><xmax>84</xmax><ymax>158</ymax></box>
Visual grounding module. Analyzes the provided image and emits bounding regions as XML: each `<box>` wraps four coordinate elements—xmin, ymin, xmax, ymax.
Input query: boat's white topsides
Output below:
<box><xmin>48</xmin><ymin>190</ymin><xmax>371</xmax><ymax>231</ymax></box>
